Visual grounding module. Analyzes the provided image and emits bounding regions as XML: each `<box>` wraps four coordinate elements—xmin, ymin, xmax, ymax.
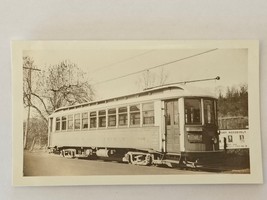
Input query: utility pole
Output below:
<box><xmin>23</xmin><ymin>64</ymin><xmax>41</xmax><ymax>149</ymax></box>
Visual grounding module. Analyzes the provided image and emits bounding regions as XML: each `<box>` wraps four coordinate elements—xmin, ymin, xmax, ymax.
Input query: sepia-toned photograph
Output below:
<box><xmin>12</xmin><ymin>41</ymin><xmax>262</xmax><ymax>186</ymax></box>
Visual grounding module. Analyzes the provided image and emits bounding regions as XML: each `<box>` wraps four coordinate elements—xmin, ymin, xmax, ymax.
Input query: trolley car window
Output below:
<box><xmin>74</xmin><ymin>114</ymin><xmax>81</xmax><ymax>130</ymax></box>
<box><xmin>99</xmin><ymin>110</ymin><xmax>106</xmax><ymax>128</ymax></box>
<box><xmin>108</xmin><ymin>108</ymin><xmax>116</xmax><ymax>127</ymax></box>
<box><xmin>119</xmin><ymin>107</ymin><xmax>128</xmax><ymax>126</ymax></box>
<box><xmin>90</xmin><ymin>111</ymin><xmax>96</xmax><ymax>128</ymax></box>
<box><xmin>204</xmin><ymin>99</ymin><xmax>215</xmax><ymax>124</ymax></box>
<box><xmin>142</xmin><ymin>103</ymin><xmax>154</xmax><ymax>125</ymax></box>
<box><xmin>61</xmin><ymin>116</ymin><xmax>67</xmax><ymax>130</ymax></box>
<box><xmin>130</xmin><ymin>105</ymin><xmax>140</xmax><ymax>126</ymax></box>
<box><xmin>82</xmin><ymin>113</ymin><xmax>88</xmax><ymax>129</ymax></box>
<box><xmin>166</xmin><ymin>102</ymin><xmax>172</xmax><ymax>125</ymax></box>
<box><xmin>56</xmin><ymin>117</ymin><xmax>60</xmax><ymax>131</ymax></box>
<box><xmin>68</xmin><ymin>115</ymin><xmax>73</xmax><ymax>130</ymax></box>
<box><xmin>165</xmin><ymin>101</ymin><xmax>179</xmax><ymax>125</ymax></box>
<box><xmin>185</xmin><ymin>99</ymin><xmax>201</xmax><ymax>124</ymax></box>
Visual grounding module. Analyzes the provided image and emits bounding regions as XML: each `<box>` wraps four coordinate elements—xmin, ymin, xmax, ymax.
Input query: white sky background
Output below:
<box><xmin>24</xmin><ymin>48</ymin><xmax>248</xmax><ymax>100</ymax></box>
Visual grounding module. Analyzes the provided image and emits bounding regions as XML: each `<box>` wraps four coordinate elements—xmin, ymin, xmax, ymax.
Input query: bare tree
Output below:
<box><xmin>158</xmin><ymin>68</ymin><xmax>169</xmax><ymax>86</ymax></box>
<box><xmin>23</xmin><ymin>57</ymin><xmax>94</xmax><ymax>149</ymax></box>
<box><xmin>37</xmin><ymin>60</ymin><xmax>94</xmax><ymax>118</ymax></box>
<box><xmin>23</xmin><ymin>56</ymin><xmax>41</xmax><ymax>149</ymax></box>
<box><xmin>136</xmin><ymin>68</ymin><xmax>169</xmax><ymax>90</ymax></box>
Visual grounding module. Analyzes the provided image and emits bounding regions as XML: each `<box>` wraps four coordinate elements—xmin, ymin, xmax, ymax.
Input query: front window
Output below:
<box><xmin>204</xmin><ymin>99</ymin><xmax>215</xmax><ymax>124</ymax></box>
<box><xmin>185</xmin><ymin>98</ymin><xmax>201</xmax><ymax>124</ymax></box>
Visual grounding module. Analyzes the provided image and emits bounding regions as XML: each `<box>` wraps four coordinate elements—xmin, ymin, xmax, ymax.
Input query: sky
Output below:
<box><xmin>24</xmin><ymin>47</ymin><xmax>248</xmax><ymax>100</ymax></box>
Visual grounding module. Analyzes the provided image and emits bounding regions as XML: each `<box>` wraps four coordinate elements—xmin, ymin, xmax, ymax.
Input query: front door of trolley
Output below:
<box><xmin>165</xmin><ymin>100</ymin><xmax>180</xmax><ymax>153</ymax></box>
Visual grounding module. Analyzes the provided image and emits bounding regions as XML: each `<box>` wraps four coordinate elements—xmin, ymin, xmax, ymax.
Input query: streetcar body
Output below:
<box><xmin>48</xmin><ymin>85</ymin><xmax>221</xmax><ymax>167</ymax></box>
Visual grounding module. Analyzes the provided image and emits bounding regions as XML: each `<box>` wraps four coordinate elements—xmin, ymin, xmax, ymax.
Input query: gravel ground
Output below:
<box><xmin>23</xmin><ymin>150</ymin><xmax>212</xmax><ymax>176</ymax></box>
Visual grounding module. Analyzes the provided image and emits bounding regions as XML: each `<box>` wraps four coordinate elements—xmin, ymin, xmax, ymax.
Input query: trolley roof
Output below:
<box><xmin>53</xmin><ymin>84</ymin><xmax>217</xmax><ymax>114</ymax></box>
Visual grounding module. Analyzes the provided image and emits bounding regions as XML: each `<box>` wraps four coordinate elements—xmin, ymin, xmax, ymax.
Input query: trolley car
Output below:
<box><xmin>48</xmin><ymin>84</ymin><xmax>222</xmax><ymax>168</ymax></box>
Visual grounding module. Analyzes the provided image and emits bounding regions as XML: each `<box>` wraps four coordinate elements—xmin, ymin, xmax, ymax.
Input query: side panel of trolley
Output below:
<box><xmin>49</xmin><ymin>126</ymin><xmax>160</xmax><ymax>151</ymax></box>
<box><xmin>48</xmin><ymin>100</ymin><xmax>163</xmax><ymax>152</ymax></box>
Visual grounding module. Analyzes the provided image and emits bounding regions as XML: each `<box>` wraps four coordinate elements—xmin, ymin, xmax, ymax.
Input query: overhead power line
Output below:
<box><xmin>89</xmin><ymin>49</ymin><xmax>155</xmax><ymax>74</ymax></box>
<box><xmin>92</xmin><ymin>48</ymin><xmax>218</xmax><ymax>86</ymax></box>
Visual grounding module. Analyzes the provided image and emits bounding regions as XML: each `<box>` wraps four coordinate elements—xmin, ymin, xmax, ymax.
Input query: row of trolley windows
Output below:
<box><xmin>55</xmin><ymin>103</ymin><xmax>155</xmax><ymax>131</ymax></box>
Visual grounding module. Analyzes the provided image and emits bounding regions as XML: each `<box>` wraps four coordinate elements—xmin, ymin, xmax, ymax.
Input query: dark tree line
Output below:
<box><xmin>23</xmin><ymin>118</ymin><xmax>48</xmax><ymax>150</ymax></box>
<box><xmin>217</xmin><ymin>84</ymin><xmax>248</xmax><ymax>129</ymax></box>
<box><xmin>217</xmin><ymin>84</ymin><xmax>248</xmax><ymax>118</ymax></box>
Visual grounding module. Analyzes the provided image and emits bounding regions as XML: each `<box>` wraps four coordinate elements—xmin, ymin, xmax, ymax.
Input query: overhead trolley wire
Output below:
<box><xmin>89</xmin><ymin>49</ymin><xmax>155</xmax><ymax>74</ymax></box>
<box><xmin>92</xmin><ymin>48</ymin><xmax>218</xmax><ymax>86</ymax></box>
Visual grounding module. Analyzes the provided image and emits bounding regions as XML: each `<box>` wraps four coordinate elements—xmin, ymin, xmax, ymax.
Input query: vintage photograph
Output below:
<box><xmin>12</xmin><ymin>41</ymin><xmax>262</xmax><ymax>185</ymax></box>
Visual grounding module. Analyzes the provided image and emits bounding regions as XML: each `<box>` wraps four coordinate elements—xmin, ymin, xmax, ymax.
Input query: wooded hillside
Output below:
<box><xmin>217</xmin><ymin>84</ymin><xmax>248</xmax><ymax>129</ymax></box>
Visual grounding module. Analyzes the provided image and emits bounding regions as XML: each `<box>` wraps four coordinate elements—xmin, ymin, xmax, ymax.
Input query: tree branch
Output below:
<box><xmin>31</xmin><ymin>105</ymin><xmax>48</xmax><ymax>125</ymax></box>
<box><xmin>31</xmin><ymin>92</ymin><xmax>52</xmax><ymax>115</ymax></box>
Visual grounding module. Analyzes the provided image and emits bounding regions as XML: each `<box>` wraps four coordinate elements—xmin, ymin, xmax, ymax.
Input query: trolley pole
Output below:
<box><xmin>144</xmin><ymin>76</ymin><xmax>220</xmax><ymax>91</ymax></box>
<box><xmin>23</xmin><ymin>66</ymin><xmax>41</xmax><ymax>149</ymax></box>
